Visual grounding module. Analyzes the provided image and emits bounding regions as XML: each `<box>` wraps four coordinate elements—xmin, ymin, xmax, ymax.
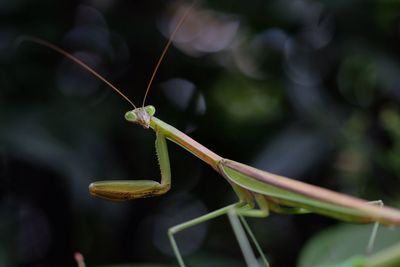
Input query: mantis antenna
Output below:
<box><xmin>141</xmin><ymin>2</ymin><xmax>195</xmax><ymax>107</ymax></box>
<box><xmin>16</xmin><ymin>35</ymin><xmax>137</xmax><ymax>108</ymax></box>
<box><xmin>17</xmin><ymin>2</ymin><xmax>195</xmax><ymax>109</ymax></box>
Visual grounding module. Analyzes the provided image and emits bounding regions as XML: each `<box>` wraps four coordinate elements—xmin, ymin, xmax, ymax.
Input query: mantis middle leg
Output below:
<box><xmin>168</xmin><ymin>202</ymin><xmax>270</xmax><ymax>267</ymax></box>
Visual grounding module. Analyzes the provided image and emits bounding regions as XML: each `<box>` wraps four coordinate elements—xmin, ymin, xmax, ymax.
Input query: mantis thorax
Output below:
<box><xmin>125</xmin><ymin>105</ymin><xmax>156</xmax><ymax>129</ymax></box>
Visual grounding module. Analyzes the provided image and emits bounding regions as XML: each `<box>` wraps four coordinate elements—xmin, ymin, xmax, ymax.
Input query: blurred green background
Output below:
<box><xmin>1</xmin><ymin>0</ymin><xmax>400</xmax><ymax>266</ymax></box>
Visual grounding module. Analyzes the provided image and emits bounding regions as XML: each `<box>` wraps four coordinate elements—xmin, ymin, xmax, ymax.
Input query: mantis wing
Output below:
<box><xmin>220</xmin><ymin>159</ymin><xmax>400</xmax><ymax>226</ymax></box>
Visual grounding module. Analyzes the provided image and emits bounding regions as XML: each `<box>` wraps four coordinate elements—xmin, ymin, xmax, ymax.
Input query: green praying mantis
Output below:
<box><xmin>18</xmin><ymin>4</ymin><xmax>400</xmax><ymax>267</ymax></box>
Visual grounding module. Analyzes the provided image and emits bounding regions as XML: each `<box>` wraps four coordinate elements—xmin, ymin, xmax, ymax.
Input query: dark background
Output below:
<box><xmin>2</xmin><ymin>0</ymin><xmax>400</xmax><ymax>267</ymax></box>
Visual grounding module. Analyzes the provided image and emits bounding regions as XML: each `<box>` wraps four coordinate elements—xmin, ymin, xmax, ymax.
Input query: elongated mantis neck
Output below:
<box><xmin>124</xmin><ymin>106</ymin><xmax>223</xmax><ymax>170</ymax></box>
<box><xmin>150</xmin><ymin>116</ymin><xmax>223</xmax><ymax>171</ymax></box>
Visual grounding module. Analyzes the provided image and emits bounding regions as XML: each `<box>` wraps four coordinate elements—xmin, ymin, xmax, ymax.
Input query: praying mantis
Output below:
<box><xmin>18</xmin><ymin>4</ymin><xmax>400</xmax><ymax>267</ymax></box>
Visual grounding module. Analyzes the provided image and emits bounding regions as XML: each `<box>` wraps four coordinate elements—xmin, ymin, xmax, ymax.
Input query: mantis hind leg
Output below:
<box><xmin>367</xmin><ymin>200</ymin><xmax>383</xmax><ymax>254</ymax></box>
<box><xmin>168</xmin><ymin>202</ymin><xmax>270</xmax><ymax>267</ymax></box>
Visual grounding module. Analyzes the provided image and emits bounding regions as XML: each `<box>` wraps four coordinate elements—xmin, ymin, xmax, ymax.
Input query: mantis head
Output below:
<box><xmin>125</xmin><ymin>105</ymin><xmax>156</xmax><ymax>129</ymax></box>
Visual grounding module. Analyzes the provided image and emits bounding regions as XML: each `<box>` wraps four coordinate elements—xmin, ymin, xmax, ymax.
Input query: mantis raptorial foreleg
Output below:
<box><xmin>154</xmin><ymin>130</ymin><xmax>172</xmax><ymax>191</ymax></box>
<box><xmin>88</xmin><ymin>130</ymin><xmax>171</xmax><ymax>200</ymax></box>
<box><xmin>19</xmin><ymin>6</ymin><xmax>400</xmax><ymax>264</ymax></box>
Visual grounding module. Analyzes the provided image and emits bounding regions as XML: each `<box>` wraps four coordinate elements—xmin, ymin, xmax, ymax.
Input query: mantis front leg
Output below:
<box><xmin>89</xmin><ymin>130</ymin><xmax>171</xmax><ymax>200</ymax></box>
<box><xmin>90</xmin><ymin>130</ymin><xmax>271</xmax><ymax>266</ymax></box>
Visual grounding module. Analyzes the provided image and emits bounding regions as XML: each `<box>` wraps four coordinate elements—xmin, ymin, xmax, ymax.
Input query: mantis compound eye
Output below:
<box><xmin>144</xmin><ymin>105</ymin><xmax>156</xmax><ymax>116</ymax></box>
<box><xmin>125</xmin><ymin>110</ymin><xmax>137</xmax><ymax>122</ymax></box>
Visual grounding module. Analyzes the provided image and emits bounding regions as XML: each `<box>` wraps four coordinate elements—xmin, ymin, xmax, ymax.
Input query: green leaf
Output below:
<box><xmin>298</xmin><ymin>224</ymin><xmax>400</xmax><ymax>267</ymax></box>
